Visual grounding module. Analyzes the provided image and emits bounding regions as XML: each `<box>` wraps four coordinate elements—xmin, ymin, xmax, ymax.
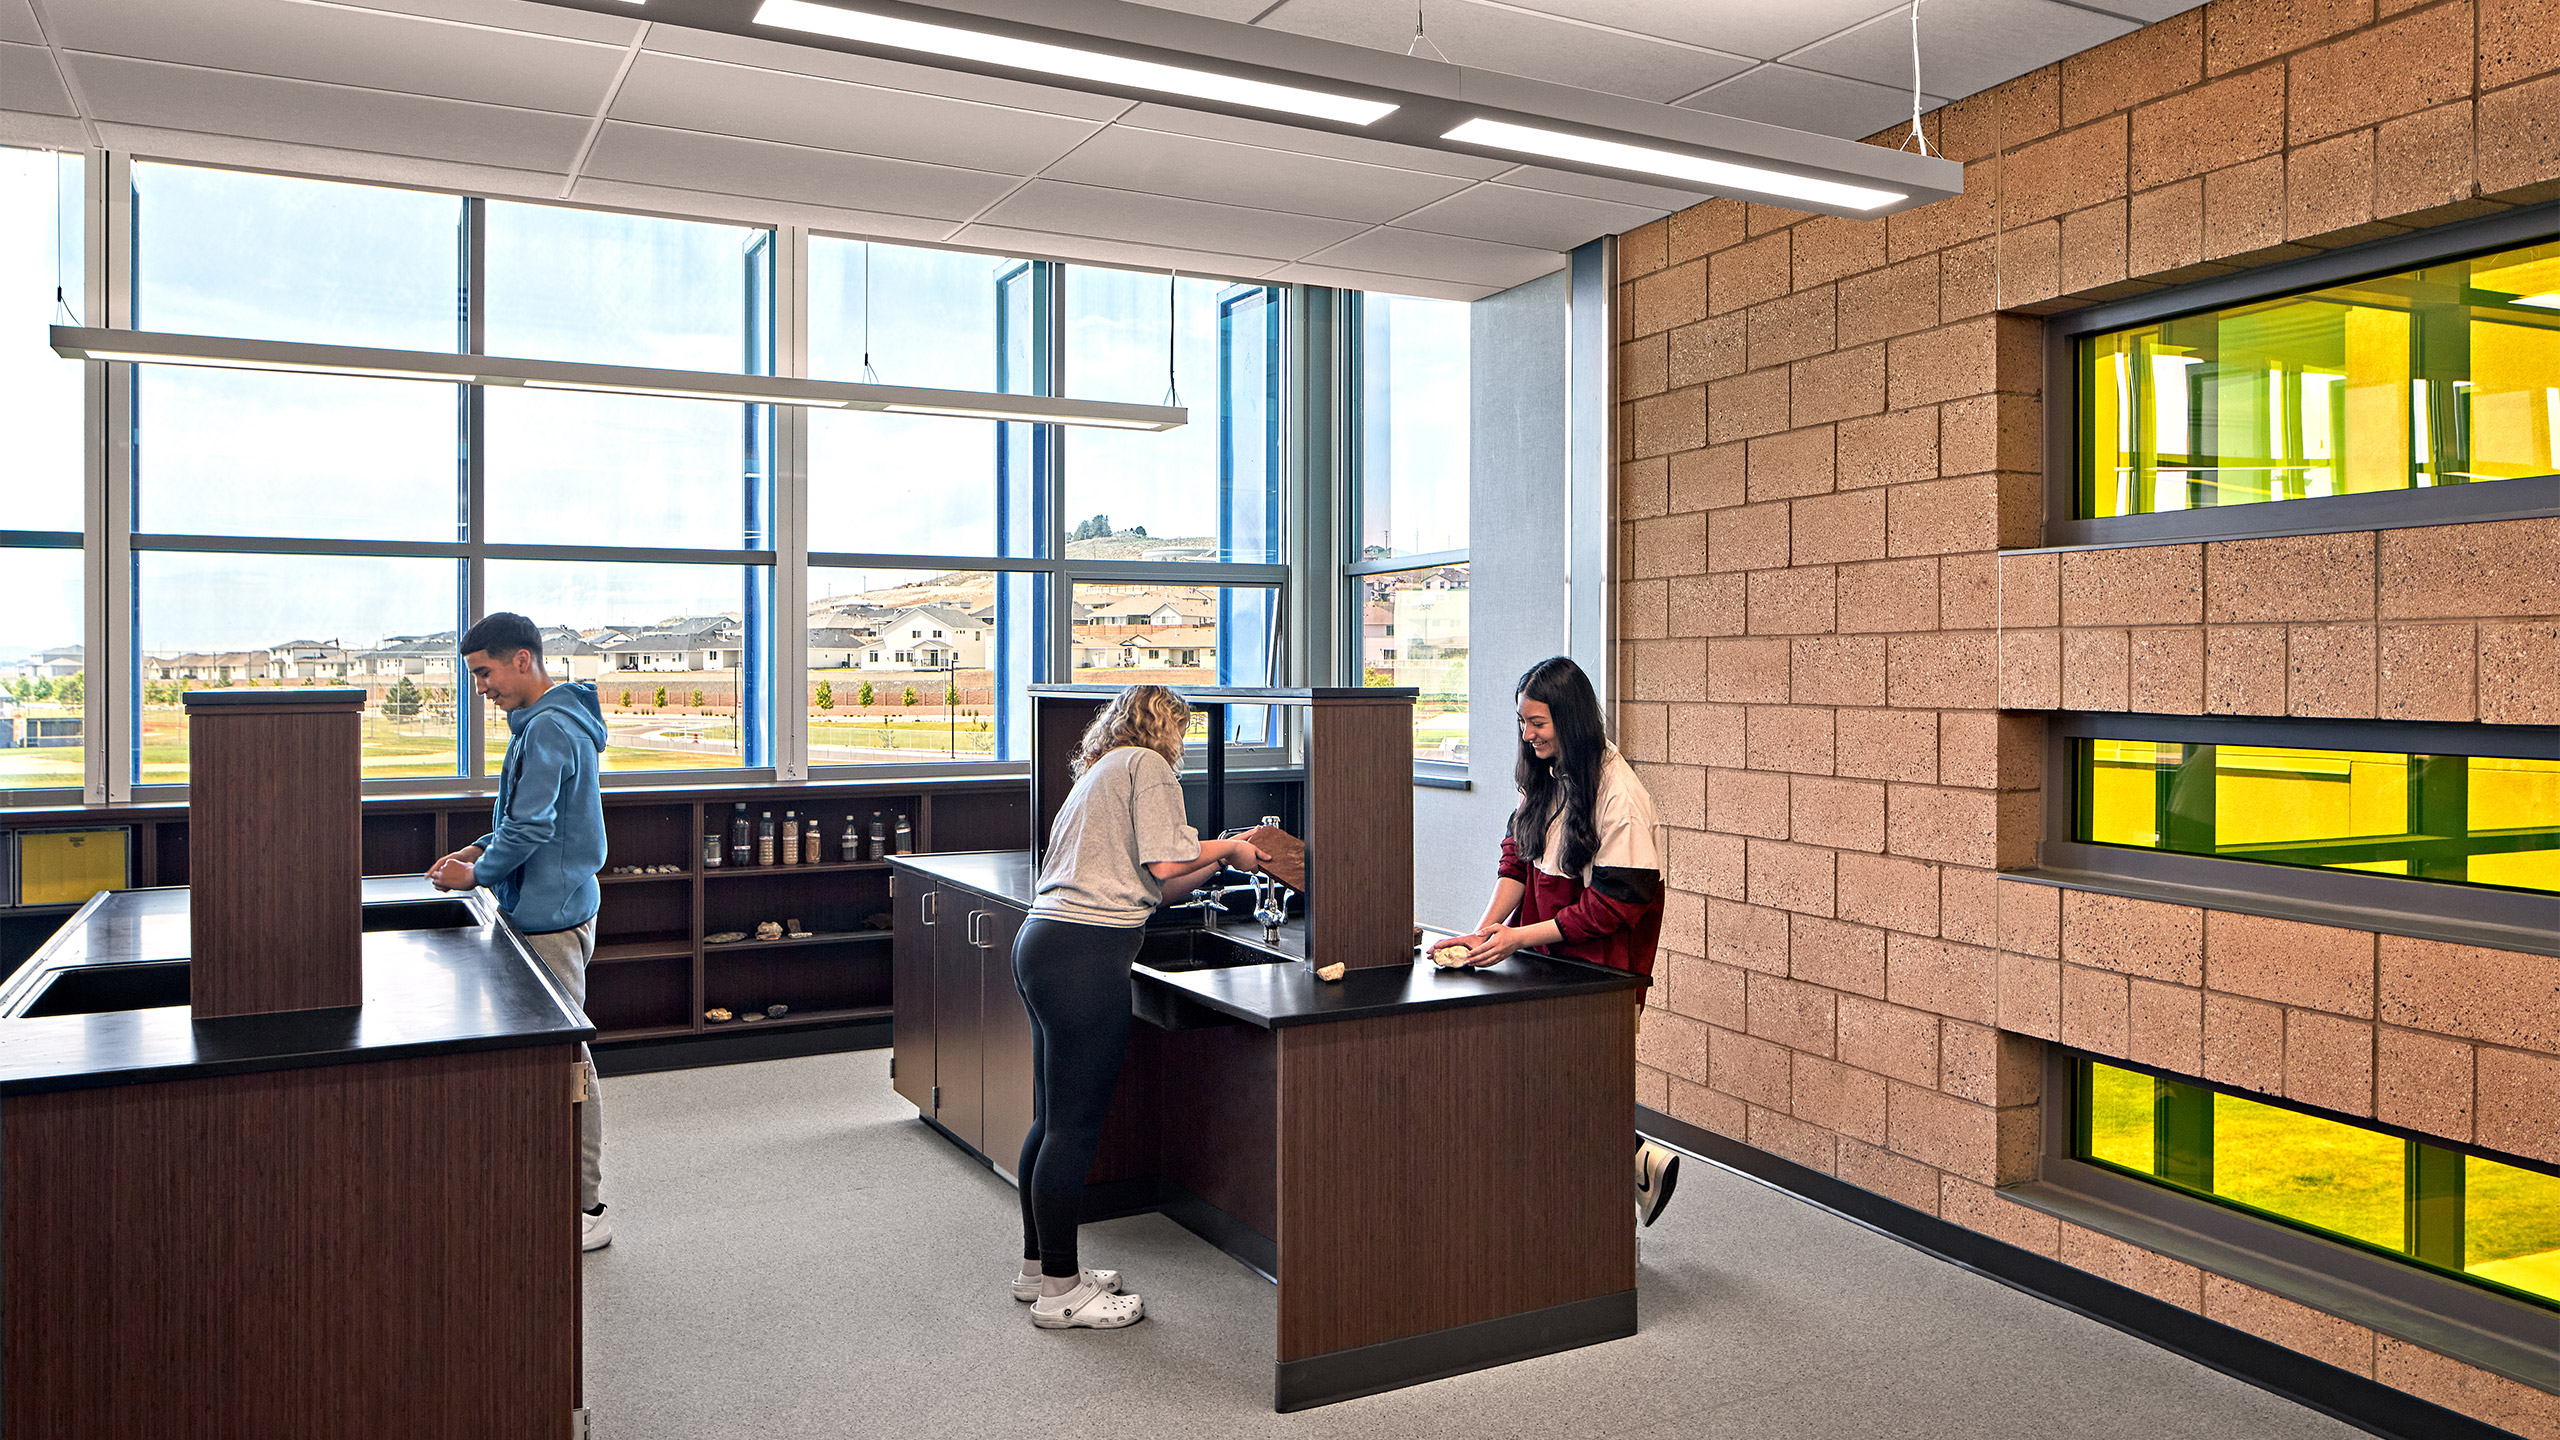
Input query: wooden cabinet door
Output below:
<box><xmin>929</xmin><ymin>897</ymin><xmax>985</xmax><ymax>1150</ymax></box>
<box><xmin>889</xmin><ymin>874</ymin><xmax>936</xmax><ymax>1113</ymax></box>
<box><xmin>977</xmin><ymin>902</ymin><xmax>1036</xmax><ymax>1181</ymax></box>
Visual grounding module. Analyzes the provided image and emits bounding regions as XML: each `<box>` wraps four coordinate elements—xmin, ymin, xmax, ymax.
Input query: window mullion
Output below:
<box><xmin>773</xmin><ymin>225</ymin><xmax>810</xmax><ymax>783</ymax></box>
<box><xmin>94</xmin><ymin>149</ymin><xmax>132</xmax><ymax>805</ymax></box>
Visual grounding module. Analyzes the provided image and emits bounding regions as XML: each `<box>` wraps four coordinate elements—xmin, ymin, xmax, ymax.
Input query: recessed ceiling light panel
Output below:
<box><xmin>1443</xmin><ymin>118</ymin><xmax>1905</xmax><ymax>213</ymax></box>
<box><xmin>753</xmin><ymin>0</ymin><xmax>1398</xmax><ymax>126</ymax></box>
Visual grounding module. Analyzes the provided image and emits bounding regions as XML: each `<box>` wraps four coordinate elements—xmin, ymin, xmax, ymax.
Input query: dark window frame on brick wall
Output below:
<box><xmin>2042</xmin><ymin>207</ymin><xmax>2560</xmax><ymax>550</ymax></box>
<box><xmin>2011</xmin><ymin>1046</ymin><xmax>2560</xmax><ymax>1394</ymax></box>
<box><xmin>2029</xmin><ymin>712</ymin><xmax>2559</xmax><ymax>956</ymax></box>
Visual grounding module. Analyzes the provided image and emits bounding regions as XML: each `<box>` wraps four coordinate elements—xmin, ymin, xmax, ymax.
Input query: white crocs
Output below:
<box><xmin>1030</xmin><ymin>1277</ymin><xmax>1144</xmax><ymax>1330</ymax></box>
<box><xmin>1014</xmin><ymin>1267</ymin><xmax>1121</xmax><ymax>1303</ymax></box>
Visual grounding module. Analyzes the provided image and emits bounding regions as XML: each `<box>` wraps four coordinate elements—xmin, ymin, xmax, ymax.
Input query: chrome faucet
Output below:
<box><xmin>1248</xmin><ymin>870</ymin><xmax>1292</xmax><ymax>947</ymax></box>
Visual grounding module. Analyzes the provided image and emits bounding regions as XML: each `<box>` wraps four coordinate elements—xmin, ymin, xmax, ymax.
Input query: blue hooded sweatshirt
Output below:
<box><xmin>472</xmin><ymin>681</ymin><xmax>609</xmax><ymax>934</ymax></box>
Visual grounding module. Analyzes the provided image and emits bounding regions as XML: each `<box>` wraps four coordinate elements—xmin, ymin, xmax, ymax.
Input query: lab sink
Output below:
<box><xmin>1134</xmin><ymin>926</ymin><xmax>1271</xmax><ymax>973</ymax></box>
<box><xmin>361</xmin><ymin>898</ymin><xmax>479</xmax><ymax>932</ymax></box>
<box><xmin>18</xmin><ymin>960</ymin><xmax>191</xmax><ymax>1017</ymax></box>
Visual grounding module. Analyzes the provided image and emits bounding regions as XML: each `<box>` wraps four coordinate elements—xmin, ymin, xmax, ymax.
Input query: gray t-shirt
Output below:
<box><xmin>1031</xmin><ymin>746</ymin><xmax>1202</xmax><ymax>928</ymax></box>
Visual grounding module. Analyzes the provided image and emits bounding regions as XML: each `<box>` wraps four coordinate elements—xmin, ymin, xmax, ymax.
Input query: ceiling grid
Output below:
<box><xmin>0</xmin><ymin>0</ymin><xmax>2199</xmax><ymax>299</ymax></box>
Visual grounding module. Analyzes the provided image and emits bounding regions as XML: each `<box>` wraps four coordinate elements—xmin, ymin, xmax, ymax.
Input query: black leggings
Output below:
<box><xmin>1013</xmin><ymin>916</ymin><xmax>1140</xmax><ymax>1279</ymax></box>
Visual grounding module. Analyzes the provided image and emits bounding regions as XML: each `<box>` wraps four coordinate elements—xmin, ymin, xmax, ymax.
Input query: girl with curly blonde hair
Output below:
<box><xmin>1012</xmin><ymin>684</ymin><xmax>1264</xmax><ymax>1330</ymax></box>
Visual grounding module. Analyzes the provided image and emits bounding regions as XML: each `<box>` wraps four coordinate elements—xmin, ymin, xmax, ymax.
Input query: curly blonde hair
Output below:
<box><xmin>1071</xmin><ymin>684</ymin><xmax>1191</xmax><ymax>776</ymax></box>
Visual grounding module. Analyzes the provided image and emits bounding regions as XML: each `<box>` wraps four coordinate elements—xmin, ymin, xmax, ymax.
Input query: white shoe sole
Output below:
<box><xmin>1031</xmin><ymin>1289</ymin><xmax>1144</xmax><ymax>1330</ymax></box>
<box><xmin>582</xmin><ymin>1215</ymin><xmax>614</xmax><ymax>1252</ymax></box>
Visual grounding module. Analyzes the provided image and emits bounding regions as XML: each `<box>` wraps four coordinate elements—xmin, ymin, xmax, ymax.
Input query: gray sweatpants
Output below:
<box><xmin>524</xmin><ymin>918</ymin><xmax>605</xmax><ymax>1212</ymax></box>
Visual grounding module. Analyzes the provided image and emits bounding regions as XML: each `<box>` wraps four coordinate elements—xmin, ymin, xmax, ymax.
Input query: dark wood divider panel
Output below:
<box><xmin>184</xmin><ymin>690</ymin><xmax>366</xmax><ymax>1018</ymax></box>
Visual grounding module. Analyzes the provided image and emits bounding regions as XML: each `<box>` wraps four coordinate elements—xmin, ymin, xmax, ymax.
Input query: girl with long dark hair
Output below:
<box><xmin>1453</xmin><ymin>655</ymin><xmax>1684</xmax><ymax>1224</ymax></box>
<box><xmin>1011</xmin><ymin>684</ymin><xmax>1266</xmax><ymax>1329</ymax></box>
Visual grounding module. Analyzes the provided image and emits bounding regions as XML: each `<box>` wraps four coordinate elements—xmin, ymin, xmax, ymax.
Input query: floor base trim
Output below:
<box><xmin>1274</xmin><ymin>1290</ymin><xmax>1636</xmax><ymax>1413</ymax></box>
<box><xmin>595</xmin><ymin>1016</ymin><xmax>889</xmax><ymax>1076</ymax></box>
<box><xmin>1636</xmin><ymin>1105</ymin><xmax>2528</xmax><ymax>1440</ymax></box>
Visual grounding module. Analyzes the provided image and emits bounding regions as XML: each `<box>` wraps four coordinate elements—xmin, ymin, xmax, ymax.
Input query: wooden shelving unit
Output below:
<box><xmin>0</xmin><ymin>777</ymin><xmax>1029</xmax><ymax>1065</ymax></box>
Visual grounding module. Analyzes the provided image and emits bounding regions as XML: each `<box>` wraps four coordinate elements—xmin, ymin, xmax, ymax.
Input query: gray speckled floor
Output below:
<box><xmin>583</xmin><ymin>1050</ymin><xmax>2363</xmax><ymax>1440</ymax></box>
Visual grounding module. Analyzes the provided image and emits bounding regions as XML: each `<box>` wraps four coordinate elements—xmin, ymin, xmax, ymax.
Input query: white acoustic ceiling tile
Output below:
<box><xmin>980</xmin><ymin>178</ymin><xmax>1367</xmax><ymax>261</ymax></box>
<box><xmin>567</xmin><ymin>177</ymin><xmax>965</xmax><ymax>246</ymax></box>
<box><xmin>1494</xmin><ymin>163</ymin><xmax>1708</xmax><ymax>210</ymax></box>
<box><xmin>1393</xmin><ymin>181</ymin><xmax>1659</xmax><ymax>251</ymax></box>
<box><xmin>47</xmin><ymin>0</ymin><xmax>628</xmax><ymax>115</ymax></box>
<box><xmin>948</xmin><ymin>223</ymin><xmax>1275</xmax><ymax>283</ymax></box>
<box><xmin>641</xmin><ymin>25</ymin><xmax>1133</xmax><ymax>121</ymax></box>
<box><xmin>2049</xmin><ymin>0</ymin><xmax>2204</xmax><ymax>22</ymax></box>
<box><xmin>611</xmin><ymin>53</ymin><xmax>1103</xmax><ymax>175</ymax></box>
<box><xmin>1257</xmin><ymin>260</ymin><xmax>1495</xmax><ymax>302</ymax></box>
<box><xmin>1680</xmin><ymin>63</ymin><xmax>1946</xmax><ymax>141</ymax></box>
<box><xmin>1114</xmin><ymin>0</ymin><xmax>1273</xmax><ymax>17</ymax></box>
<box><xmin>1300</xmin><ymin>225</ymin><xmax>1563</xmax><ymax>290</ymax></box>
<box><xmin>329</xmin><ymin>0</ymin><xmax>643</xmax><ymax>45</ymax></box>
<box><xmin>93</xmin><ymin>120</ymin><xmax>571</xmax><ymax>202</ymax></box>
<box><xmin>0</xmin><ymin>110</ymin><xmax>85</xmax><ymax>149</ymax></box>
<box><xmin>1043</xmin><ymin>125</ymin><xmax>1474</xmax><ymax>224</ymax></box>
<box><xmin>1787</xmin><ymin>0</ymin><xmax>2134</xmax><ymax>97</ymax></box>
<box><xmin>1258</xmin><ymin>0</ymin><xmax>1751</xmax><ymax>103</ymax></box>
<box><xmin>1475</xmin><ymin>0</ymin><xmax>1905</xmax><ymax>61</ymax></box>
<box><xmin>0</xmin><ymin>0</ymin><xmax>40</xmax><ymax>45</ymax></box>
<box><xmin>2</xmin><ymin>39</ymin><xmax>73</xmax><ymax>116</ymax></box>
<box><xmin>69</xmin><ymin>54</ymin><xmax>593</xmax><ymax>171</ymax></box>
<box><xmin>583</xmin><ymin>123</ymin><xmax>1023</xmax><ymax>221</ymax></box>
<box><xmin>1113</xmin><ymin>103</ymin><xmax>1511</xmax><ymax>180</ymax></box>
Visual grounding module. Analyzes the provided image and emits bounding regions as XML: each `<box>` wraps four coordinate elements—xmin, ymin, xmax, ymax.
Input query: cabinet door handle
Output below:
<box><xmin>923</xmin><ymin>890</ymin><xmax>937</xmax><ymax>925</ymax></box>
<box><xmin>968</xmin><ymin>910</ymin><xmax>987</xmax><ymax>947</ymax></box>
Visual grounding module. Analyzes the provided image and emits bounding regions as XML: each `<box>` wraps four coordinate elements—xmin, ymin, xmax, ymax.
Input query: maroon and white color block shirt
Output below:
<box><xmin>1497</xmin><ymin>747</ymin><xmax>1666</xmax><ymax>978</ymax></box>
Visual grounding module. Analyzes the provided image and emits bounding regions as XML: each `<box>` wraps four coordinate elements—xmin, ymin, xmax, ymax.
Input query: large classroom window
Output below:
<box><xmin>1</xmin><ymin>147</ymin><xmax>84</xmax><ymax>794</ymax></box>
<box><xmin>1345</xmin><ymin>292</ymin><xmax>1471</xmax><ymax>768</ymax></box>
<box><xmin>2077</xmin><ymin>237</ymin><xmax>2558</xmax><ymax>521</ymax></box>
<box><xmin>8</xmin><ymin>152</ymin><xmax>1477</xmax><ymax>796</ymax></box>
<box><xmin>2077</xmin><ymin>1058</ymin><xmax>2560</xmax><ymax>1309</ymax></box>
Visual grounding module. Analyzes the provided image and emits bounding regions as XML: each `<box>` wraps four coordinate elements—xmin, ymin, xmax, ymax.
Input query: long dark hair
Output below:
<box><xmin>1510</xmin><ymin>656</ymin><xmax>1609</xmax><ymax>876</ymax></box>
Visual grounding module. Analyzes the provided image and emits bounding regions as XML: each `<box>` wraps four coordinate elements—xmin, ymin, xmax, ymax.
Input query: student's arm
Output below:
<box><xmin>1149</xmin><ymin>837</ymin><xmax>1263</xmax><ymax>893</ymax></box>
<box><xmin>469</xmin><ymin>717</ymin><xmax>570</xmax><ymax>886</ymax></box>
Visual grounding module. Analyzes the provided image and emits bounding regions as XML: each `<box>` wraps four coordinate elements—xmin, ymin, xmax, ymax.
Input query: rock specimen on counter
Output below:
<box><xmin>1315</xmin><ymin>961</ymin><xmax>1346</xmax><ymax>982</ymax></box>
<box><xmin>1431</xmin><ymin>943</ymin><xmax>1473</xmax><ymax>969</ymax></box>
<box><xmin>1237</xmin><ymin>823</ymin><xmax>1306</xmax><ymax>893</ymax></box>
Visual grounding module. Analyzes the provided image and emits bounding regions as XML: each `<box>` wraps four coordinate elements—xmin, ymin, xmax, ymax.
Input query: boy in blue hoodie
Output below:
<box><xmin>428</xmin><ymin>612</ymin><xmax>615</xmax><ymax>1251</ymax></box>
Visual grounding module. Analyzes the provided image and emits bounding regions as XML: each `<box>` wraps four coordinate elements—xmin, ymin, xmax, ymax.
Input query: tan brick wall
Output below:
<box><xmin>1614</xmin><ymin>0</ymin><xmax>2559</xmax><ymax>1431</ymax></box>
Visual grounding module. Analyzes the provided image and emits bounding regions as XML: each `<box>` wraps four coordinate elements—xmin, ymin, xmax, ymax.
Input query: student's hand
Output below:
<box><xmin>1458</xmin><ymin>924</ymin><xmax>1530</xmax><ymax>967</ymax></box>
<box><xmin>427</xmin><ymin>851</ymin><xmax>478</xmax><ymax>891</ymax></box>
<box><xmin>1235</xmin><ymin>842</ymin><xmax>1268</xmax><ymax>873</ymax></box>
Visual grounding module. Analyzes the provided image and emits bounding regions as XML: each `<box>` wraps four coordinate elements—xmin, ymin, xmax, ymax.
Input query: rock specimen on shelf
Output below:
<box><xmin>705</xmin><ymin>931</ymin><xmax>747</xmax><ymax>945</ymax></box>
<box><xmin>866</xmin><ymin>912</ymin><xmax>894</xmax><ymax>931</ymax></box>
<box><xmin>705</xmin><ymin>1007</ymin><xmax>733</xmax><ymax>1023</ymax></box>
<box><xmin>754</xmin><ymin>921</ymin><xmax>784</xmax><ymax>941</ymax></box>
<box><xmin>765</xmin><ymin>1003</ymin><xmax>789</xmax><ymax>1019</ymax></box>
<box><xmin>739</xmin><ymin>1010</ymin><xmax>766</xmax><ymax>1023</ymax></box>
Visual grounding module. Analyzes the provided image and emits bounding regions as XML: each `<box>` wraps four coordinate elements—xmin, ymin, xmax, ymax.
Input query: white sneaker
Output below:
<box><xmin>1030</xmin><ymin>1277</ymin><xmax>1144</xmax><ymax>1329</ymax></box>
<box><xmin>582</xmin><ymin>1207</ymin><xmax>614</xmax><ymax>1252</ymax></box>
<box><xmin>1014</xmin><ymin>1267</ymin><xmax>1120</xmax><ymax>1303</ymax></box>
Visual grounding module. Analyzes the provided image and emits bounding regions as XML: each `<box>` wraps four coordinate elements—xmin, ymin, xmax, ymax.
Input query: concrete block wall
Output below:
<box><xmin>1612</xmin><ymin>1</ymin><xmax>2558</xmax><ymax>1433</ymax></box>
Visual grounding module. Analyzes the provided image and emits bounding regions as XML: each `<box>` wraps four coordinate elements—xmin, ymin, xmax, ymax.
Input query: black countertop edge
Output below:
<box><xmin>0</xmin><ymin>1028</ymin><xmax>591</xmax><ymax>1098</ymax></box>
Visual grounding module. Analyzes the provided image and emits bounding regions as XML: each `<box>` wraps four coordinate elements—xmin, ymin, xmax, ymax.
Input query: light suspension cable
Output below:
<box><xmin>1903</xmin><ymin>0</ymin><xmax>1933</xmax><ymax>157</ymax></box>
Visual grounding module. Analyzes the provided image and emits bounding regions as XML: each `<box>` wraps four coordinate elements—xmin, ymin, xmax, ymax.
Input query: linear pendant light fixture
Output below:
<box><xmin>50</xmin><ymin>327</ymin><xmax>1186</xmax><ymax>431</ymax></box>
<box><xmin>622</xmin><ymin>0</ymin><xmax>1964</xmax><ymax>218</ymax></box>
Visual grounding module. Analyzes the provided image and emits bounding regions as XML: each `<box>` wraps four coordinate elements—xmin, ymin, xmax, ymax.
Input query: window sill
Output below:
<box><xmin>1412</xmin><ymin>761</ymin><xmax>1470</xmax><ymax>791</ymax></box>
<box><xmin>2037</xmin><ymin>472</ymin><xmax>2558</xmax><ymax>550</ymax></box>
<box><xmin>2008</xmin><ymin>1161</ymin><xmax>2560</xmax><ymax>1393</ymax></box>
<box><xmin>2007</xmin><ymin>862</ymin><xmax>2559</xmax><ymax>959</ymax></box>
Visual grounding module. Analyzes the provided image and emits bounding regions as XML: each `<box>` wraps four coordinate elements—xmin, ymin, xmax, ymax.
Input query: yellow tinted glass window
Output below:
<box><xmin>2079</xmin><ymin>239</ymin><xmax>2560</xmax><ymax>518</ymax></box>
<box><xmin>2465</xmin><ymin>1155</ymin><xmax>2560</xmax><ymax>1304</ymax></box>
<box><xmin>2079</xmin><ymin>741</ymin><xmax>2557</xmax><ymax>894</ymax></box>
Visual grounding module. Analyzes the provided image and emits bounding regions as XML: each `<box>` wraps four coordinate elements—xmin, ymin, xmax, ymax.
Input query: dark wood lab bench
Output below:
<box><xmin>0</xmin><ymin>875</ymin><xmax>593</xmax><ymax>1440</ymax></box>
<box><xmin>891</xmin><ymin>850</ymin><xmax>1646</xmax><ymax>1411</ymax></box>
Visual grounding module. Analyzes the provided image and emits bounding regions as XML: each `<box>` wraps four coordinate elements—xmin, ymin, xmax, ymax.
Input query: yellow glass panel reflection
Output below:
<box><xmin>2468</xmin><ymin>320</ymin><xmax>2559</xmax><ymax>481</ymax></box>
<box><xmin>2086</xmin><ymin>739</ymin><xmax>2170</xmax><ymax>846</ymax></box>
<box><xmin>2470</xmin><ymin>757</ymin><xmax>2560</xmax><ymax>892</ymax></box>
<box><xmin>2464</xmin><ymin>1155</ymin><xmax>2560</xmax><ymax>1303</ymax></box>
<box><xmin>2086</xmin><ymin>1062</ymin><xmax>2156</xmax><ymax>1171</ymax></box>
<box><xmin>2214</xmin><ymin>746</ymin><xmax>2383</xmax><ymax>846</ymax></box>
<box><xmin>2212</xmin><ymin>1091</ymin><xmax>2406</xmax><ymax>1248</ymax></box>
